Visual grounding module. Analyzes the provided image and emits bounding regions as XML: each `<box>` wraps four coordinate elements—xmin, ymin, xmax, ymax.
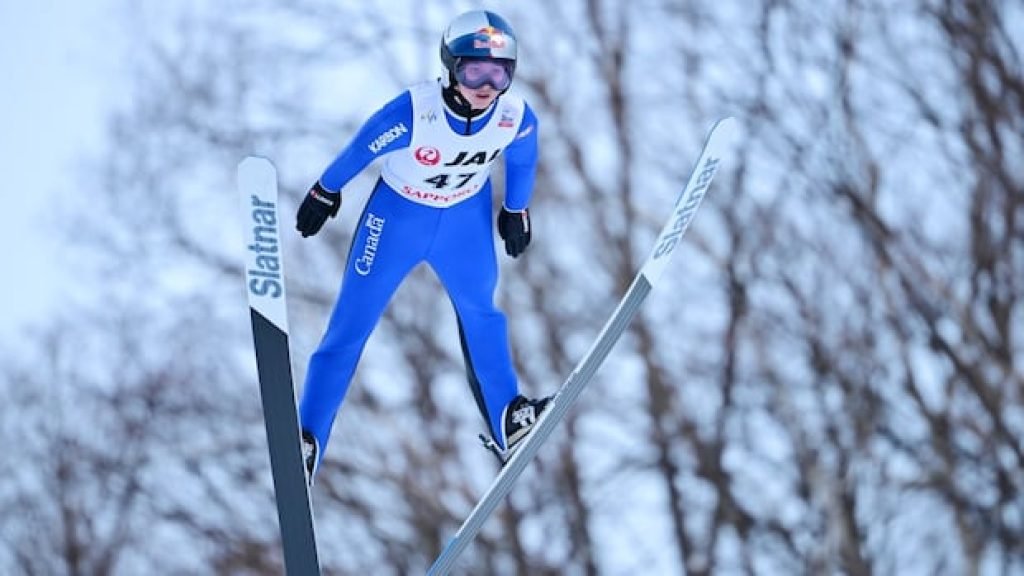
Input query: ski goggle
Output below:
<box><xmin>454</xmin><ymin>58</ymin><xmax>513</xmax><ymax>91</ymax></box>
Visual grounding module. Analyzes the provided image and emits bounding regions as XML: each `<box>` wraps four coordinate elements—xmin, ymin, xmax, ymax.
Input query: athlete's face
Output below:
<box><xmin>455</xmin><ymin>82</ymin><xmax>499</xmax><ymax>111</ymax></box>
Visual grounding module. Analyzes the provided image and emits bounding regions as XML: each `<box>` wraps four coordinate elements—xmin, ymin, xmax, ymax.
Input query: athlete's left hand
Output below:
<box><xmin>497</xmin><ymin>206</ymin><xmax>531</xmax><ymax>258</ymax></box>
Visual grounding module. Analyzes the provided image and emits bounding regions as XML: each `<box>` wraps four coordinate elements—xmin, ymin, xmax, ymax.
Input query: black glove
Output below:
<box><xmin>497</xmin><ymin>206</ymin><xmax>531</xmax><ymax>258</ymax></box>
<box><xmin>296</xmin><ymin>181</ymin><xmax>341</xmax><ymax>238</ymax></box>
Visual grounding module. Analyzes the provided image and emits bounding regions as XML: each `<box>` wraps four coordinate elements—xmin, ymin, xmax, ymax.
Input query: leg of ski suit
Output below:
<box><xmin>299</xmin><ymin>180</ymin><xmax>518</xmax><ymax>464</ymax></box>
<box><xmin>427</xmin><ymin>182</ymin><xmax>518</xmax><ymax>445</ymax></box>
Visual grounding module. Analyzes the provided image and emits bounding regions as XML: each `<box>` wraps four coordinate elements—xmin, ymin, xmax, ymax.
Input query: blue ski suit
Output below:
<box><xmin>299</xmin><ymin>80</ymin><xmax>539</xmax><ymax>462</ymax></box>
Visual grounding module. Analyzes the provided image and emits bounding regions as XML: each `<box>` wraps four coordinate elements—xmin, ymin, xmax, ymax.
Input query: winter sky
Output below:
<box><xmin>0</xmin><ymin>1</ymin><xmax>123</xmax><ymax>345</ymax></box>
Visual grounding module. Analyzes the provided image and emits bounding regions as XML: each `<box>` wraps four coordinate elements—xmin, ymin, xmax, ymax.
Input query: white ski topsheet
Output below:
<box><xmin>239</xmin><ymin>156</ymin><xmax>289</xmax><ymax>331</ymax></box>
<box><xmin>642</xmin><ymin>116</ymin><xmax>737</xmax><ymax>285</ymax></box>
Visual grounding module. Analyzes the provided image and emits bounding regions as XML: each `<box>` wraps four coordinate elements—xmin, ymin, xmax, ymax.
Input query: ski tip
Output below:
<box><xmin>239</xmin><ymin>154</ymin><xmax>274</xmax><ymax>165</ymax></box>
<box><xmin>237</xmin><ymin>156</ymin><xmax>279</xmax><ymax>196</ymax></box>
<box><xmin>238</xmin><ymin>155</ymin><xmax>277</xmax><ymax>176</ymax></box>
<box><xmin>701</xmin><ymin>117</ymin><xmax>739</xmax><ymax>160</ymax></box>
<box><xmin>711</xmin><ymin>116</ymin><xmax>738</xmax><ymax>143</ymax></box>
<box><xmin>715</xmin><ymin>116</ymin><xmax>736</xmax><ymax>128</ymax></box>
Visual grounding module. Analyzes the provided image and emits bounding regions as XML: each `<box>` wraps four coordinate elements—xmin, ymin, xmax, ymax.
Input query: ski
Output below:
<box><xmin>428</xmin><ymin>117</ymin><xmax>737</xmax><ymax>575</ymax></box>
<box><xmin>238</xmin><ymin>156</ymin><xmax>322</xmax><ymax>576</ymax></box>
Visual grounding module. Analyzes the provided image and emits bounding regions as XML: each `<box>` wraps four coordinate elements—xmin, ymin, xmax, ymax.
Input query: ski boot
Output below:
<box><xmin>301</xmin><ymin>429</ymin><xmax>319</xmax><ymax>486</ymax></box>
<box><xmin>480</xmin><ymin>394</ymin><xmax>552</xmax><ymax>465</ymax></box>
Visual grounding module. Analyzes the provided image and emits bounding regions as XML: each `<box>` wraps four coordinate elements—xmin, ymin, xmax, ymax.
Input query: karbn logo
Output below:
<box><xmin>368</xmin><ymin>123</ymin><xmax>409</xmax><ymax>154</ymax></box>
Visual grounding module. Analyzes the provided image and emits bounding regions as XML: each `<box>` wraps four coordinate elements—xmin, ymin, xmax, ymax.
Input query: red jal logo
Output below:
<box><xmin>414</xmin><ymin>146</ymin><xmax>441</xmax><ymax>166</ymax></box>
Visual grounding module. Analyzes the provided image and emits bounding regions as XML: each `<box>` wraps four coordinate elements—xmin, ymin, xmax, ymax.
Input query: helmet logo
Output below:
<box><xmin>473</xmin><ymin>26</ymin><xmax>507</xmax><ymax>49</ymax></box>
<box><xmin>414</xmin><ymin>146</ymin><xmax>441</xmax><ymax>166</ymax></box>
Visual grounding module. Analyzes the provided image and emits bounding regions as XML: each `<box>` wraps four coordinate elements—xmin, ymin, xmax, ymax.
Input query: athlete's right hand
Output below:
<box><xmin>296</xmin><ymin>181</ymin><xmax>341</xmax><ymax>238</ymax></box>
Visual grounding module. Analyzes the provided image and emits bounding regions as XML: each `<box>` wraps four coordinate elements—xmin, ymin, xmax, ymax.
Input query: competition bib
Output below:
<box><xmin>381</xmin><ymin>81</ymin><xmax>524</xmax><ymax>207</ymax></box>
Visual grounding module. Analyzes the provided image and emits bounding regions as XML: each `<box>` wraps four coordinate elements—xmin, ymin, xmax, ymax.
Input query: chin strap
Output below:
<box><xmin>441</xmin><ymin>71</ymin><xmax>510</xmax><ymax>130</ymax></box>
<box><xmin>442</xmin><ymin>78</ymin><xmax>484</xmax><ymax>135</ymax></box>
<box><xmin>442</xmin><ymin>78</ymin><xmax>474</xmax><ymax>112</ymax></box>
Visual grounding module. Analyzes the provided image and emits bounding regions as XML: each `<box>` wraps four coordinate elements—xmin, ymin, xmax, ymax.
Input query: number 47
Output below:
<box><xmin>424</xmin><ymin>172</ymin><xmax>475</xmax><ymax>189</ymax></box>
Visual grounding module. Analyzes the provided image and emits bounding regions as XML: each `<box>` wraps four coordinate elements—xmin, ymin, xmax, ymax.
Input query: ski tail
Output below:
<box><xmin>427</xmin><ymin>117</ymin><xmax>737</xmax><ymax>575</ymax></box>
<box><xmin>239</xmin><ymin>156</ymin><xmax>322</xmax><ymax>576</ymax></box>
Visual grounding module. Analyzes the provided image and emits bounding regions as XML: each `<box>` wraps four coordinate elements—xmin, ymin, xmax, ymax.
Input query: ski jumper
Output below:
<box><xmin>299</xmin><ymin>80</ymin><xmax>539</xmax><ymax>461</ymax></box>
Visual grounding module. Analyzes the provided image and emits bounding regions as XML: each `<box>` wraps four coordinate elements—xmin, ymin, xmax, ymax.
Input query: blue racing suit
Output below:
<box><xmin>299</xmin><ymin>80</ymin><xmax>539</xmax><ymax>462</ymax></box>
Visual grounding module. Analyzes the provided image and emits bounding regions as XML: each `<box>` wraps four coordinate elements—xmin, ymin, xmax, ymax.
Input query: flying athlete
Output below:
<box><xmin>295</xmin><ymin>10</ymin><xmax>549</xmax><ymax>481</ymax></box>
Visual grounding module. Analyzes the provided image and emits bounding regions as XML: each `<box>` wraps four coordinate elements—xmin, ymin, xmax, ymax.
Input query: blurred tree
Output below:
<box><xmin>0</xmin><ymin>0</ymin><xmax>1019</xmax><ymax>574</ymax></box>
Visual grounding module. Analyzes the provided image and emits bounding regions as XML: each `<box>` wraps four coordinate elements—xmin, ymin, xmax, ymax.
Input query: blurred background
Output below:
<box><xmin>1</xmin><ymin>0</ymin><xmax>1021</xmax><ymax>574</ymax></box>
